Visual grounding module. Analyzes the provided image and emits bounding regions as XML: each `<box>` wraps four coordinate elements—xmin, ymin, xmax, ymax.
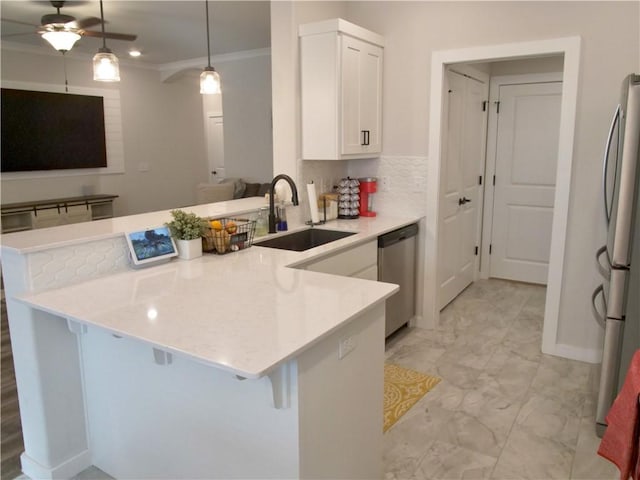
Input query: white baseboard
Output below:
<box><xmin>21</xmin><ymin>449</ymin><xmax>92</xmax><ymax>480</ymax></box>
<box><xmin>542</xmin><ymin>342</ymin><xmax>603</xmax><ymax>364</ymax></box>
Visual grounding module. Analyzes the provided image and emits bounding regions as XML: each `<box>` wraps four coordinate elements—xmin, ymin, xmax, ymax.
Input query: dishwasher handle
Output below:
<box><xmin>378</xmin><ymin>223</ymin><xmax>419</xmax><ymax>248</ymax></box>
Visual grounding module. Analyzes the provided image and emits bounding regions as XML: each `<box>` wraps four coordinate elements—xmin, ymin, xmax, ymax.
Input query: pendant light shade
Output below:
<box><xmin>200</xmin><ymin>0</ymin><xmax>221</xmax><ymax>95</ymax></box>
<box><xmin>93</xmin><ymin>48</ymin><xmax>120</xmax><ymax>82</ymax></box>
<box><xmin>41</xmin><ymin>30</ymin><xmax>81</xmax><ymax>52</ymax></box>
<box><xmin>93</xmin><ymin>0</ymin><xmax>120</xmax><ymax>83</ymax></box>
<box><xmin>200</xmin><ymin>67</ymin><xmax>221</xmax><ymax>94</ymax></box>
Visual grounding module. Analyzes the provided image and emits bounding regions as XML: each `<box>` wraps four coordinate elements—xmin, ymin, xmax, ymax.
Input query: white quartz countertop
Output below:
<box><xmin>7</xmin><ymin>199</ymin><xmax>421</xmax><ymax>379</ymax></box>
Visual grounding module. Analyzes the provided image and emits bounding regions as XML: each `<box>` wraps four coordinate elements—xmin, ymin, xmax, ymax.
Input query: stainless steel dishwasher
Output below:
<box><xmin>378</xmin><ymin>223</ymin><xmax>418</xmax><ymax>337</ymax></box>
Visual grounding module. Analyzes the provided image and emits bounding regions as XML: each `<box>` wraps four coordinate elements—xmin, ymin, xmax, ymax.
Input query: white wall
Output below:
<box><xmin>218</xmin><ymin>54</ymin><xmax>273</xmax><ymax>183</ymax></box>
<box><xmin>201</xmin><ymin>53</ymin><xmax>274</xmax><ymax>184</ymax></box>
<box><xmin>490</xmin><ymin>56</ymin><xmax>564</xmax><ymax>76</ymax></box>
<box><xmin>270</xmin><ymin>1</ymin><xmax>639</xmax><ymax>359</ymax></box>
<box><xmin>1</xmin><ymin>48</ymin><xmax>208</xmax><ymax>216</ymax></box>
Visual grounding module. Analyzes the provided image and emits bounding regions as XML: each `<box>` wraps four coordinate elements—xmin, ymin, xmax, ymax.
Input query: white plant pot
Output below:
<box><xmin>176</xmin><ymin>238</ymin><xmax>203</xmax><ymax>260</ymax></box>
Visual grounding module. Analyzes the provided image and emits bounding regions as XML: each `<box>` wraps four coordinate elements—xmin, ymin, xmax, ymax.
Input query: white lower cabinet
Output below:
<box><xmin>353</xmin><ymin>264</ymin><xmax>378</xmax><ymax>281</ymax></box>
<box><xmin>301</xmin><ymin>239</ymin><xmax>377</xmax><ymax>279</ymax></box>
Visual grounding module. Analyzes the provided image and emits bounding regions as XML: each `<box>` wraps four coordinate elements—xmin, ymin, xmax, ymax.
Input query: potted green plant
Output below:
<box><xmin>165</xmin><ymin>209</ymin><xmax>207</xmax><ymax>260</ymax></box>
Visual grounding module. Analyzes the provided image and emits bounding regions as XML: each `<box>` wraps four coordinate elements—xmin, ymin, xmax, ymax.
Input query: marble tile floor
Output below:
<box><xmin>383</xmin><ymin>278</ymin><xmax>619</xmax><ymax>480</ymax></box>
<box><xmin>13</xmin><ymin>279</ymin><xmax>618</xmax><ymax>480</ymax></box>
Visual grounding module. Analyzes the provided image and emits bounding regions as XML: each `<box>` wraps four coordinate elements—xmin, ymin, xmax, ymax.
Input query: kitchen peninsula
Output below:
<box><xmin>1</xmin><ymin>197</ymin><xmax>420</xmax><ymax>479</ymax></box>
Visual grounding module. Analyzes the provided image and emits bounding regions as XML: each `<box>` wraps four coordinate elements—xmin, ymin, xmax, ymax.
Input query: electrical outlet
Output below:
<box><xmin>339</xmin><ymin>336</ymin><xmax>356</xmax><ymax>359</ymax></box>
<box><xmin>379</xmin><ymin>176</ymin><xmax>390</xmax><ymax>192</ymax></box>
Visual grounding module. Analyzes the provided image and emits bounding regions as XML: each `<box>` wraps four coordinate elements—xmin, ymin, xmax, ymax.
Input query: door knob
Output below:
<box><xmin>458</xmin><ymin>197</ymin><xmax>471</xmax><ymax>205</ymax></box>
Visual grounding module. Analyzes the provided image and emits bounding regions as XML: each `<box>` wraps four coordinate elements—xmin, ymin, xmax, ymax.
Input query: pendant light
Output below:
<box><xmin>200</xmin><ymin>0</ymin><xmax>221</xmax><ymax>94</ymax></box>
<box><xmin>93</xmin><ymin>0</ymin><xmax>120</xmax><ymax>82</ymax></box>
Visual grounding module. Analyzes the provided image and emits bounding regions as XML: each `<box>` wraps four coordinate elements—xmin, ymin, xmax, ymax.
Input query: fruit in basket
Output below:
<box><xmin>225</xmin><ymin>221</ymin><xmax>238</xmax><ymax>234</ymax></box>
<box><xmin>213</xmin><ymin>230</ymin><xmax>231</xmax><ymax>253</ymax></box>
<box><xmin>210</xmin><ymin>220</ymin><xmax>223</xmax><ymax>231</ymax></box>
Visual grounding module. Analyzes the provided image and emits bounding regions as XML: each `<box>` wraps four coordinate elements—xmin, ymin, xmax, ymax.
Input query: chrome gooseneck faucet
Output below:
<box><xmin>268</xmin><ymin>174</ymin><xmax>299</xmax><ymax>233</ymax></box>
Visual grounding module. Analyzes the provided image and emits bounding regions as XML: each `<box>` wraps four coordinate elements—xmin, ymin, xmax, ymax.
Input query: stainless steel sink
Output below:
<box><xmin>254</xmin><ymin>228</ymin><xmax>356</xmax><ymax>252</ymax></box>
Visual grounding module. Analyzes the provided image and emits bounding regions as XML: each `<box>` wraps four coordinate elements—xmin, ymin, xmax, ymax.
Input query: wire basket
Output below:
<box><xmin>202</xmin><ymin>218</ymin><xmax>256</xmax><ymax>254</ymax></box>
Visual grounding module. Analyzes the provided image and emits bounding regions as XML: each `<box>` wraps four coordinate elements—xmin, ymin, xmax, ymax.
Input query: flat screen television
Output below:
<box><xmin>1</xmin><ymin>88</ymin><xmax>108</xmax><ymax>172</ymax></box>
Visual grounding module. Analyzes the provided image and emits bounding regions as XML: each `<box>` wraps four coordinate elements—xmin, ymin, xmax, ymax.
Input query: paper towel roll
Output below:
<box><xmin>307</xmin><ymin>182</ymin><xmax>320</xmax><ymax>224</ymax></box>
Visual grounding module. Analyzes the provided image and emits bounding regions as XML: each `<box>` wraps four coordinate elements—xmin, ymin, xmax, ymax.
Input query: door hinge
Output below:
<box><xmin>482</xmin><ymin>100</ymin><xmax>488</xmax><ymax>112</ymax></box>
<box><xmin>478</xmin><ymin>175</ymin><xmax>483</xmax><ymax>185</ymax></box>
<box><xmin>475</xmin><ymin>246</ymin><xmax>479</xmax><ymax>256</ymax></box>
<box><xmin>495</xmin><ymin>101</ymin><xmax>500</xmax><ymax>114</ymax></box>
<box><xmin>492</xmin><ymin>175</ymin><xmax>496</xmax><ymax>186</ymax></box>
<box><xmin>489</xmin><ymin>244</ymin><xmax>493</xmax><ymax>254</ymax></box>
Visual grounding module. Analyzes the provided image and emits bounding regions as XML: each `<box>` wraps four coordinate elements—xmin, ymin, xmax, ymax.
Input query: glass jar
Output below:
<box><xmin>254</xmin><ymin>207</ymin><xmax>269</xmax><ymax>237</ymax></box>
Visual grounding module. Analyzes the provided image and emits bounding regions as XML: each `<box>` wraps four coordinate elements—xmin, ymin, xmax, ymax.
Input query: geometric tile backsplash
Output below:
<box><xmin>27</xmin><ymin>236</ymin><xmax>130</xmax><ymax>293</ymax></box>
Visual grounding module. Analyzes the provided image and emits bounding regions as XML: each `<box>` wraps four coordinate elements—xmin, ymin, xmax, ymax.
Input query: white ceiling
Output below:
<box><xmin>0</xmin><ymin>1</ymin><xmax>271</xmax><ymax>66</ymax></box>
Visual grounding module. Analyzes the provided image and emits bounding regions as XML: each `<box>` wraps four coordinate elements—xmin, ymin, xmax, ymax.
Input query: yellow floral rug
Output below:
<box><xmin>383</xmin><ymin>363</ymin><xmax>441</xmax><ymax>432</ymax></box>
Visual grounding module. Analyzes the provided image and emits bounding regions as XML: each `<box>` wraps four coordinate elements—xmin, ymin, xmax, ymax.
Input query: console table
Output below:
<box><xmin>1</xmin><ymin>194</ymin><xmax>118</xmax><ymax>234</ymax></box>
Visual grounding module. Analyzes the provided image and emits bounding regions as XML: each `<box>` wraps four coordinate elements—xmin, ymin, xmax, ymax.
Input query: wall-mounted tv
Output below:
<box><xmin>1</xmin><ymin>88</ymin><xmax>108</xmax><ymax>172</ymax></box>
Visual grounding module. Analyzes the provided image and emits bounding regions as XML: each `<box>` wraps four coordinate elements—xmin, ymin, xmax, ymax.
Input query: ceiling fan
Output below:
<box><xmin>2</xmin><ymin>1</ymin><xmax>137</xmax><ymax>52</ymax></box>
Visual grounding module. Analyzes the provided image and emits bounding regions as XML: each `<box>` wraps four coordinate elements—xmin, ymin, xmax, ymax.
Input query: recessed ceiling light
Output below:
<box><xmin>129</xmin><ymin>50</ymin><xmax>142</xmax><ymax>57</ymax></box>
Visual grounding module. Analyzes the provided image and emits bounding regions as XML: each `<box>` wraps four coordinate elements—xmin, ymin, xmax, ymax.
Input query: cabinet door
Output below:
<box><xmin>303</xmin><ymin>240</ymin><xmax>377</xmax><ymax>277</ymax></box>
<box><xmin>352</xmin><ymin>264</ymin><xmax>378</xmax><ymax>281</ymax></box>
<box><xmin>341</xmin><ymin>37</ymin><xmax>383</xmax><ymax>156</ymax></box>
<box><xmin>31</xmin><ymin>208</ymin><xmax>62</xmax><ymax>229</ymax></box>
<box><xmin>63</xmin><ymin>205</ymin><xmax>92</xmax><ymax>224</ymax></box>
<box><xmin>359</xmin><ymin>42</ymin><xmax>383</xmax><ymax>154</ymax></box>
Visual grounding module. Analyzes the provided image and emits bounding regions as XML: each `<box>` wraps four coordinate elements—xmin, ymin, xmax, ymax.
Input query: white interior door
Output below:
<box><xmin>207</xmin><ymin>115</ymin><xmax>225</xmax><ymax>182</ymax></box>
<box><xmin>438</xmin><ymin>69</ymin><xmax>488</xmax><ymax>309</ymax></box>
<box><xmin>489</xmin><ymin>82</ymin><xmax>562</xmax><ymax>284</ymax></box>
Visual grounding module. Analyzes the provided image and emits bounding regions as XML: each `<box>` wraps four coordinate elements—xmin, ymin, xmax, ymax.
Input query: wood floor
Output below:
<box><xmin>1</xmin><ymin>296</ymin><xmax>23</xmax><ymax>480</ymax></box>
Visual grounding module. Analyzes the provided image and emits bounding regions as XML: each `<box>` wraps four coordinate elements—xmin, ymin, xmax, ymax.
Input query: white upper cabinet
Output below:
<box><xmin>299</xmin><ymin>19</ymin><xmax>384</xmax><ymax>160</ymax></box>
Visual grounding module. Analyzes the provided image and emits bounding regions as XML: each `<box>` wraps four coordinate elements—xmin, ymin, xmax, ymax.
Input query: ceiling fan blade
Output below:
<box><xmin>73</xmin><ymin>16</ymin><xmax>102</xmax><ymax>29</ymax></box>
<box><xmin>81</xmin><ymin>30</ymin><xmax>137</xmax><ymax>41</ymax></box>
<box><xmin>1</xmin><ymin>32</ymin><xmax>37</xmax><ymax>38</ymax></box>
<box><xmin>1</xmin><ymin>18</ymin><xmax>40</xmax><ymax>28</ymax></box>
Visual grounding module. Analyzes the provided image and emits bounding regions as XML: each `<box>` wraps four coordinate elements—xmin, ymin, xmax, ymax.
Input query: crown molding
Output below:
<box><xmin>1</xmin><ymin>41</ymin><xmax>270</xmax><ymax>75</ymax></box>
<box><xmin>157</xmin><ymin>47</ymin><xmax>271</xmax><ymax>82</ymax></box>
<box><xmin>1</xmin><ymin>40</ymin><xmax>158</xmax><ymax>70</ymax></box>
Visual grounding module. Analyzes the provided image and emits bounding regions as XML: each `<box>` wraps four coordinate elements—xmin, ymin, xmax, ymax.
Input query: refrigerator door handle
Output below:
<box><xmin>592</xmin><ymin>284</ymin><xmax>607</xmax><ymax>329</ymax></box>
<box><xmin>603</xmin><ymin>104</ymin><xmax>621</xmax><ymax>226</ymax></box>
<box><xmin>595</xmin><ymin>245</ymin><xmax>611</xmax><ymax>280</ymax></box>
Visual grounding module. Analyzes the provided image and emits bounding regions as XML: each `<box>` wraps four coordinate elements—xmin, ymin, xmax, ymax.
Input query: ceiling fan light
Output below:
<box><xmin>93</xmin><ymin>49</ymin><xmax>120</xmax><ymax>82</ymax></box>
<box><xmin>41</xmin><ymin>30</ymin><xmax>81</xmax><ymax>52</ymax></box>
<box><xmin>200</xmin><ymin>67</ymin><xmax>221</xmax><ymax>94</ymax></box>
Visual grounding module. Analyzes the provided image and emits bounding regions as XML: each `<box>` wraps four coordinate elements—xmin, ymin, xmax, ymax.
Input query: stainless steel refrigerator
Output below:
<box><xmin>592</xmin><ymin>73</ymin><xmax>640</xmax><ymax>437</ymax></box>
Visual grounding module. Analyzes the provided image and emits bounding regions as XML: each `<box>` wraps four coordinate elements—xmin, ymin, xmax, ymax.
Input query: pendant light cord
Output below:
<box><xmin>99</xmin><ymin>0</ymin><xmax>107</xmax><ymax>50</ymax></box>
<box><xmin>63</xmin><ymin>51</ymin><xmax>69</xmax><ymax>93</ymax></box>
<box><xmin>205</xmin><ymin>0</ymin><xmax>212</xmax><ymax>68</ymax></box>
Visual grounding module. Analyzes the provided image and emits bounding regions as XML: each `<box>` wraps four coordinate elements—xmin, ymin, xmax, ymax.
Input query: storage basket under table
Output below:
<box><xmin>202</xmin><ymin>218</ymin><xmax>256</xmax><ymax>254</ymax></box>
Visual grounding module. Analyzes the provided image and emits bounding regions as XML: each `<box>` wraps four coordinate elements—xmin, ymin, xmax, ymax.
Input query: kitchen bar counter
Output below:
<box><xmin>0</xmin><ymin>200</ymin><xmax>421</xmax><ymax>479</ymax></box>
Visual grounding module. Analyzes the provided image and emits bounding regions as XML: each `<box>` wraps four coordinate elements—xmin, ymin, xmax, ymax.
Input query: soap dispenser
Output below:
<box><xmin>276</xmin><ymin>202</ymin><xmax>288</xmax><ymax>231</ymax></box>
